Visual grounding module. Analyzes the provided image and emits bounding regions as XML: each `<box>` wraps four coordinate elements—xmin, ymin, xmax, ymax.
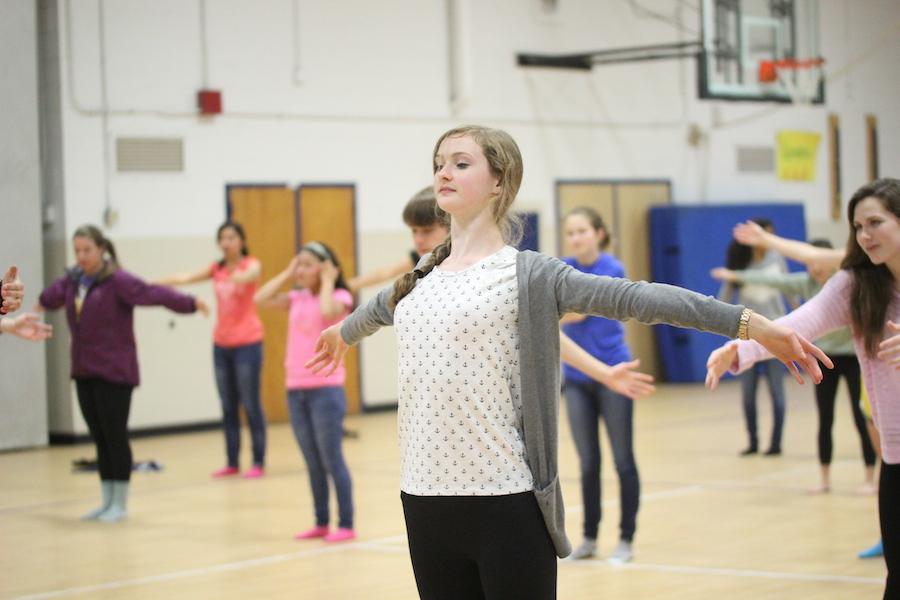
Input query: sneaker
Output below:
<box><xmin>607</xmin><ymin>540</ymin><xmax>633</xmax><ymax>565</ymax></box>
<box><xmin>858</xmin><ymin>540</ymin><xmax>884</xmax><ymax>559</ymax></box>
<box><xmin>211</xmin><ymin>466</ymin><xmax>240</xmax><ymax>478</ymax></box>
<box><xmin>568</xmin><ymin>538</ymin><xmax>597</xmax><ymax>560</ymax></box>
<box><xmin>323</xmin><ymin>528</ymin><xmax>356</xmax><ymax>543</ymax></box>
<box><xmin>294</xmin><ymin>526</ymin><xmax>329</xmax><ymax>540</ymax></box>
<box><xmin>243</xmin><ymin>465</ymin><xmax>265</xmax><ymax>479</ymax></box>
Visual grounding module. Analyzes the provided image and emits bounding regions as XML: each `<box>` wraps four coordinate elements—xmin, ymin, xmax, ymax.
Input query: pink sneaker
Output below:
<box><xmin>323</xmin><ymin>528</ymin><xmax>356</xmax><ymax>543</ymax></box>
<box><xmin>294</xmin><ymin>526</ymin><xmax>329</xmax><ymax>540</ymax></box>
<box><xmin>211</xmin><ymin>466</ymin><xmax>240</xmax><ymax>478</ymax></box>
<box><xmin>243</xmin><ymin>465</ymin><xmax>265</xmax><ymax>479</ymax></box>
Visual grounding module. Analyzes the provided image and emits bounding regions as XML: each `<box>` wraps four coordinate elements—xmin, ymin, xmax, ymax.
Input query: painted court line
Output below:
<box><xmin>565</xmin><ymin>559</ymin><xmax>884</xmax><ymax>586</ymax></box>
<box><xmin>13</xmin><ymin>535</ymin><xmax>407</xmax><ymax>600</ymax></box>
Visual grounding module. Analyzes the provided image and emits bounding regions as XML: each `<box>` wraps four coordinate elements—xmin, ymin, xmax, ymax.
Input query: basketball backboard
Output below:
<box><xmin>699</xmin><ymin>0</ymin><xmax>823</xmax><ymax>103</ymax></box>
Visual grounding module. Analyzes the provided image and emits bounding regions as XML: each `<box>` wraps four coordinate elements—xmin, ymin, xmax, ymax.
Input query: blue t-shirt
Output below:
<box><xmin>561</xmin><ymin>253</ymin><xmax>632</xmax><ymax>384</ymax></box>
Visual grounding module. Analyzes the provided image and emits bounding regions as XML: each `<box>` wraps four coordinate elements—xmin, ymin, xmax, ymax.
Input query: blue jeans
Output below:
<box><xmin>564</xmin><ymin>379</ymin><xmax>640</xmax><ymax>541</ymax></box>
<box><xmin>213</xmin><ymin>342</ymin><xmax>266</xmax><ymax>467</ymax></box>
<box><xmin>741</xmin><ymin>359</ymin><xmax>786</xmax><ymax>451</ymax></box>
<box><xmin>287</xmin><ymin>387</ymin><xmax>354</xmax><ymax>529</ymax></box>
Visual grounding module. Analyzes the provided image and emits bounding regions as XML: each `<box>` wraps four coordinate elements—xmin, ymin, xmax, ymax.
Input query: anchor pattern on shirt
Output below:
<box><xmin>394</xmin><ymin>246</ymin><xmax>533</xmax><ymax>496</ymax></box>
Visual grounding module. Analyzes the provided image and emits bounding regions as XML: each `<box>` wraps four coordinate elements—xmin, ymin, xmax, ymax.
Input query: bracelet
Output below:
<box><xmin>737</xmin><ymin>308</ymin><xmax>753</xmax><ymax>341</ymax></box>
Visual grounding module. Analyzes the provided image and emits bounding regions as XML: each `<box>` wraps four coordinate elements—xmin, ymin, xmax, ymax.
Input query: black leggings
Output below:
<box><xmin>881</xmin><ymin>462</ymin><xmax>900</xmax><ymax>599</ymax></box>
<box><xmin>76</xmin><ymin>378</ymin><xmax>134</xmax><ymax>481</ymax></box>
<box><xmin>814</xmin><ymin>355</ymin><xmax>876</xmax><ymax>466</ymax></box>
<box><xmin>401</xmin><ymin>491</ymin><xmax>557</xmax><ymax>600</ymax></box>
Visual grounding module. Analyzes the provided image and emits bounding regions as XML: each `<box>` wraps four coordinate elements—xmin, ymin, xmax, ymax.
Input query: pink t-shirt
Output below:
<box><xmin>733</xmin><ymin>269</ymin><xmax>900</xmax><ymax>463</ymax></box>
<box><xmin>210</xmin><ymin>257</ymin><xmax>264</xmax><ymax>347</ymax></box>
<box><xmin>285</xmin><ymin>287</ymin><xmax>353</xmax><ymax>389</ymax></box>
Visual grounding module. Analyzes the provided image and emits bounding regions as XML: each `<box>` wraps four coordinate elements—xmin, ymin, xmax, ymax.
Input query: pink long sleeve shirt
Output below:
<box><xmin>733</xmin><ymin>269</ymin><xmax>900</xmax><ymax>463</ymax></box>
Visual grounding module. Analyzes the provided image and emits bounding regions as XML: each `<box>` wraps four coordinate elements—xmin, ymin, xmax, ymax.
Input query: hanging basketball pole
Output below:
<box><xmin>516</xmin><ymin>40</ymin><xmax>702</xmax><ymax>70</ymax></box>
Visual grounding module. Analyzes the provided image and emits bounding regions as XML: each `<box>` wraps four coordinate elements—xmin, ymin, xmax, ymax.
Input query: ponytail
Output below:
<box><xmin>73</xmin><ymin>224</ymin><xmax>119</xmax><ymax>268</ymax></box>
<box><xmin>390</xmin><ymin>237</ymin><xmax>452</xmax><ymax>308</ymax></box>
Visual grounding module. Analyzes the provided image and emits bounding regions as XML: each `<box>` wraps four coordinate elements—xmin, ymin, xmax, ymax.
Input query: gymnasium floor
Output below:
<box><xmin>1</xmin><ymin>379</ymin><xmax>885</xmax><ymax>599</ymax></box>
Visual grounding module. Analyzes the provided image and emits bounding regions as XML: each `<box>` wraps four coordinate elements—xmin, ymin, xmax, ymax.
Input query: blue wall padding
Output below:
<box><xmin>649</xmin><ymin>203</ymin><xmax>806</xmax><ymax>382</ymax></box>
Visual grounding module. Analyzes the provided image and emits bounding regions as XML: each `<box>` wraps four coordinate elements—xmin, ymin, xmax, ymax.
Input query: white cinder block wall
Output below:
<box><xmin>25</xmin><ymin>0</ymin><xmax>900</xmax><ymax>439</ymax></box>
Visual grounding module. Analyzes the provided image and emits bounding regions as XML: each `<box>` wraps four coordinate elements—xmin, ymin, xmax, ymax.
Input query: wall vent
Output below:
<box><xmin>736</xmin><ymin>146</ymin><xmax>774</xmax><ymax>173</ymax></box>
<box><xmin>116</xmin><ymin>137</ymin><xmax>184</xmax><ymax>172</ymax></box>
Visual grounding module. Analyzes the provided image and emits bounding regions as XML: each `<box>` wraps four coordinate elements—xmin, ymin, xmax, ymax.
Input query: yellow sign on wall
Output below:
<box><xmin>776</xmin><ymin>131</ymin><xmax>821</xmax><ymax>181</ymax></box>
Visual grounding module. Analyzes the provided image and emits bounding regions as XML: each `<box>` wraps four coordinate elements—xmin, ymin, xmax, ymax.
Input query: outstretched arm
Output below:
<box><xmin>153</xmin><ymin>265</ymin><xmax>212</xmax><ymax>287</ymax></box>
<box><xmin>733</xmin><ymin>221</ymin><xmax>844</xmax><ymax>269</ymax></box>
<box><xmin>555</xmin><ymin>261</ymin><xmax>829</xmax><ymax>387</ymax></box>
<box><xmin>347</xmin><ymin>258</ymin><xmax>413</xmax><ymax>293</ymax></box>
<box><xmin>559</xmin><ymin>332</ymin><xmax>655</xmax><ymax>400</ymax></box>
<box><xmin>254</xmin><ymin>257</ymin><xmax>298</xmax><ymax>310</ymax></box>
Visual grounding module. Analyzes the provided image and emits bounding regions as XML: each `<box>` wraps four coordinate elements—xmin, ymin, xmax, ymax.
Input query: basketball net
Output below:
<box><xmin>758</xmin><ymin>58</ymin><xmax>825</xmax><ymax>104</ymax></box>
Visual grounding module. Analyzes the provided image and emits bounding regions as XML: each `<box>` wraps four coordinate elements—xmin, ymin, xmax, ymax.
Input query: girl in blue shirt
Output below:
<box><xmin>561</xmin><ymin>206</ymin><xmax>641</xmax><ymax>563</ymax></box>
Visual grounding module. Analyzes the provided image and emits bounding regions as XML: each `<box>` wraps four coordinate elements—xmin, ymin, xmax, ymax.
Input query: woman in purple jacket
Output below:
<box><xmin>38</xmin><ymin>225</ymin><xmax>208</xmax><ymax>522</ymax></box>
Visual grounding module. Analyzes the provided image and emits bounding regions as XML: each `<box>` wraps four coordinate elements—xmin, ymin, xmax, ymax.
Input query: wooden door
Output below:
<box><xmin>297</xmin><ymin>185</ymin><xmax>362</xmax><ymax>414</ymax></box>
<box><xmin>557</xmin><ymin>181</ymin><xmax>671</xmax><ymax>379</ymax></box>
<box><xmin>228</xmin><ymin>186</ymin><xmax>295</xmax><ymax>423</ymax></box>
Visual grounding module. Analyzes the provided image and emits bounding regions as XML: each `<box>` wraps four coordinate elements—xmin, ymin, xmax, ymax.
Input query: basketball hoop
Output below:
<box><xmin>758</xmin><ymin>58</ymin><xmax>825</xmax><ymax>104</ymax></box>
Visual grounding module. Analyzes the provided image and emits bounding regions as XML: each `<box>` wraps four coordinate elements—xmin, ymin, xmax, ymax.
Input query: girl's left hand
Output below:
<box><xmin>320</xmin><ymin>260</ymin><xmax>339</xmax><ymax>284</ymax></box>
<box><xmin>195</xmin><ymin>297</ymin><xmax>210</xmax><ymax>317</ymax></box>
<box><xmin>605</xmin><ymin>359</ymin><xmax>656</xmax><ymax>400</ymax></box>
<box><xmin>877</xmin><ymin>320</ymin><xmax>900</xmax><ymax>369</ymax></box>
<box><xmin>305</xmin><ymin>323</ymin><xmax>348</xmax><ymax>376</ymax></box>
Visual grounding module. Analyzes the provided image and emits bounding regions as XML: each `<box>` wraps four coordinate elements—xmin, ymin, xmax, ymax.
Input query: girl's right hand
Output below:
<box><xmin>305</xmin><ymin>322</ymin><xmax>349</xmax><ymax>376</ymax></box>
<box><xmin>747</xmin><ymin>312</ymin><xmax>832</xmax><ymax>385</ymax></box>
<box><xmin>733</xmin><ymin>220</ymin><xmax>767</xmax><ymax>247</ymax></box>
<box><xmin>705</xmin><ymin>342</ymin><xmax>738</xmax><ymax>390</ymax></box>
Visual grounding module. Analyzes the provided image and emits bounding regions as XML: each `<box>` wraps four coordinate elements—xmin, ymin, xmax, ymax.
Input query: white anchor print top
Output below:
<box><xmin>394</xmin><ymin>245</ymin><xmax>534</xmax><ymax>496</ymax></box>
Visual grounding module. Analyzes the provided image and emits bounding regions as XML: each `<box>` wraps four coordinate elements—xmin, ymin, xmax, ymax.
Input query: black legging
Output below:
<box><xmin>814</xmin><ymin>356</ymin><xmax>876</xmax><ymax>466</ymax></box>
<box><xmin>401</xmin><ymin>491</ymin><xmax>557</xmax><ymax>600</ymax></box>
<box><xmin>880</xmin><ymin>462</ymin><xmax>900</xmax><ymax>599</ymax></box>
<box><xmin>76</xmin><ymin>378</ymin><xmax>134</xmax><ymax>481</ymax></box>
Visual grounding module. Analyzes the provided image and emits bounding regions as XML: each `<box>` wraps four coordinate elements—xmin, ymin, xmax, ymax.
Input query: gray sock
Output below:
<box><xmin>569</xmin><ymin>538</ymin><xmax>597</xmax><ymax>560</ymax></box>
<box><xmin>98</xmin><ymin>481</ymin><xmax>129</xmax><ymax>522</ymax></box>
<box><xmin>81</xmin><ymin>480</ymin><xmax>113</xmax><ymax>521</ymax></box>
<box><xmin>608</xmin><ymin>540</ymin><xmax>633</xmax><ymax>564</ymax></box>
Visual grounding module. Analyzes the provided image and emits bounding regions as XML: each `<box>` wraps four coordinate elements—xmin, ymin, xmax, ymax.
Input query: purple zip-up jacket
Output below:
<box><xmin>39</xmin><ymin>264</ymin><xmax>197</xmax><ymax>386</ymax></box>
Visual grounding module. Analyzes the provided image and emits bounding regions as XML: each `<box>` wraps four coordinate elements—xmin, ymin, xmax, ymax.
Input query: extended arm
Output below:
<box><xmin>559</xmin><ymin>332</ymin><xmax>654</xmax><ymax>400</ymax></box>
<box><xmin>347</xmin><ymin>258</ymin><xmax>413</xmax><ymax>293</ymax></box>
<box><xmin>733</xmin><ymin>221</ymin><xmax>844</xmax><ymax>270</ymax></box>
<box><xmin>254</xmin><ymin>258</ymin><xmax>296</xmax><ymax>310</ymax></box>
<box><xmin>153</xmin><ymin>265</ymin><xmax>212</xmax><ymax>286</ymax></box>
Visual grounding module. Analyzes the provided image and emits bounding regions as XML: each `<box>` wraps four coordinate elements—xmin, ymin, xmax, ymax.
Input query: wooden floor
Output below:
<box><xmin>1</xmin><ymin>379</ymin><xmax>886</xmax><ymax>599</ymax></box>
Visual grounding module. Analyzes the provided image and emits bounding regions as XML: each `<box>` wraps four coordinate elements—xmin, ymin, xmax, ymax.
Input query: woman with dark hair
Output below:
<box><xmin>156</xmin><ymin>221</ymin><xmax>267</xmax><ymax>478</ymax></box>
<box><xmin>38</xmin><ymin>225</ymin><xmax>208</xmax><ymax>521</ymax></box>
<box><xmin>718</xmin><ymin>221</ymin><xmax>790</xmax><ymax>456</ymax></box>
<box><xmin>708</xmin><ymin>178</ymin><xmax>900</xmax><ymax>599</ymax></box>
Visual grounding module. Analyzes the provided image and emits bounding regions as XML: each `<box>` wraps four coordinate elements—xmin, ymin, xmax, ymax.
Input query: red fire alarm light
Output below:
<box><xmin>197</xmin><ymin>90</ymin><xmax>222</xmax><ymax>115</ymax></box>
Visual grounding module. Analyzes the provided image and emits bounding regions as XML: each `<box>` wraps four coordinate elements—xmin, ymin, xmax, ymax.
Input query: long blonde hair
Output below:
<box><xmin>390</xmin><ymin>125</ymin><xmax>524</xmax><ymax>307</ymax></box>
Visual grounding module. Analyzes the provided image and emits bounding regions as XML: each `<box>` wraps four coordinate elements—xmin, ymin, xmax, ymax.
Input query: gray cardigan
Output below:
<box><xmin>341</xmin><ymin>250</ymin><xmax>744</xmax><ymax>558</ymax></box>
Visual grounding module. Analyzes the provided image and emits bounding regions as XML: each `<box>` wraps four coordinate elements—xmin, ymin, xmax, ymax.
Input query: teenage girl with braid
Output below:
<box><xmin>308</xmin><ymin>125</ymin><xmax>828</xmax><ymax>599</ymax></box>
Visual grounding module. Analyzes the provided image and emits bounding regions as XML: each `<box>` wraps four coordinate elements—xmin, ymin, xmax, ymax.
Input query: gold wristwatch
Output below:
<box><xmin>737</xmin><ymin>308</ymin><xmax>753</xmax><ymax>341</ymax></box>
